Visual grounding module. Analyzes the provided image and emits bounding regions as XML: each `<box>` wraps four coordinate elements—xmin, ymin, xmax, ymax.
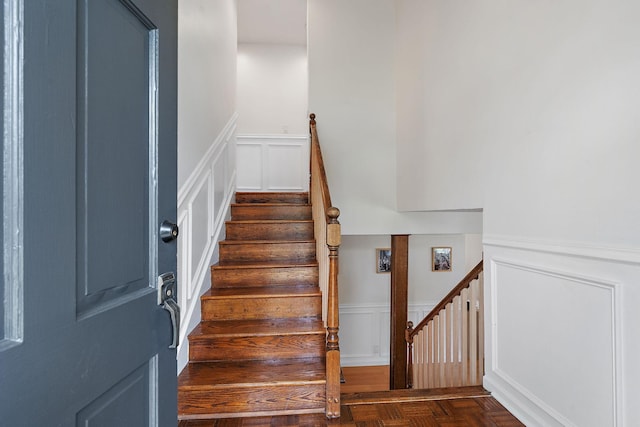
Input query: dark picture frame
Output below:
<box><xmin>376</xmin><ymin>248</ymin><xmax>391</xmax><ymax>273</ymax></box>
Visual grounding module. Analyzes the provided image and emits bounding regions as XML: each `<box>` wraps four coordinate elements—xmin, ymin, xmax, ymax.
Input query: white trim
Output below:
<box><xmin>176</xmin><ymin>114</ymin><xmax>237</xmax><ymax>372</ymax></box>
<box><xmin>236</xmin><ymin>134</ymin><xmax>308</xmax><ymax>141</ymax></box>
<box><xmin>178</xmin><ymin>191</ymin><xmax>233</xmax><ymax>347</ymax></box>
<box><xmin>485</xmin><ymin>252</ymin><xmax>623</xmax><ymax>427</ymax></box>
<box><xmin>176</xmin><ymin>210</ymin><xmax>190</xmax><ymax>303</ymax></box>
<box><xmin>484</xmin><ymin>234</ymin><xmax>640</xmax><ymax>265</ymax></box>
<box><xmin>211</xmin><ymin>142</ymin><xmax>231</xmax><ymax>229</ymax></box>
<box><xmin>484</xmin><ymin>375</ymin><xmax>562</xmax><ymax>427</ymax></box>
<box><xmin>186</xmin><ymin>171</ymin><xmax>211</xmax><ymax>287</ymax></box>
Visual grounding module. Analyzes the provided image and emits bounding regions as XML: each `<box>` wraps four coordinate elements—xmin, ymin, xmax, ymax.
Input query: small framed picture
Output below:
<box><xmin>376</xmin><ymin>248</ymin><xmax>391</xmax><ymax>273</ymax></box>
<box><xmin>432</xmin><ymin>247</ymin><xmax>452</xmax><ymax>272</ymax></box>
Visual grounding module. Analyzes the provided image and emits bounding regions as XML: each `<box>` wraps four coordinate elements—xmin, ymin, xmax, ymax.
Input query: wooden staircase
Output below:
<box><xmin>178</xmin><ymin>192</ymin><xmax>327</xmax><ymax>419</ymax></box>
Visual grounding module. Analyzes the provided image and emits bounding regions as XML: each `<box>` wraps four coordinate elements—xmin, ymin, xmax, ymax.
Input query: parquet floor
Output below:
<box><xmin>178</xmin><ymin>387</ymin><xmax>524</xmax><ymax>427</ymax></box>
<box><xmin>179</xmin><ymin>367</ymin><xmax>524</xmax><ymax>426</ymax></box>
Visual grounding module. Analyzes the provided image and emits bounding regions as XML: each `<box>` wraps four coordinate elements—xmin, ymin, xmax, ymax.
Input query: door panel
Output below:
<box><xmin>77</xmin><ymin>0</ymin><xmax>153</xmax><ymax>312</ymax></box>
<box><xmin>0</xmin><ymin>0</ymin><xmax>178</xmax><ymax>425</ymax></box>
<box><xmin>76</xmin><ymin>358</ymin><xmax>155</xmax><ymax>427</ymax></box>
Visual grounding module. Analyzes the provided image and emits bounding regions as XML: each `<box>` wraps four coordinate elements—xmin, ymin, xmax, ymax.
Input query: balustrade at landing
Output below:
<box><xmin>406</xmin><ymin>261</ymin><xmax>484</xmax><ymax>389</ymax></box>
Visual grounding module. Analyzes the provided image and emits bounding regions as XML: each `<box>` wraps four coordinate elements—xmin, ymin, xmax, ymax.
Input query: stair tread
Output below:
<box><xmin>226</xmin><ymin>219</ymin><xmax>314</xmax><ymax>224</ymax></box>
<box><xmin>190</xmin><ymin>318</ymin><xmax>325</xmax><ymax>338</ymax></box>
<box><xmin>235</xmin><ymin>192</ymin><xmax>309</xmax><ymax>204</ymax></box>
<box><xmin>203</xmin><ymin>285</ymin><xmax>321</xmax><ymax>298</ymax></box>
<box><xmin>178</xmin><ymin>358</ymin><xmax>326</xmax><ymax>389</ymax></box>
<box><xmin>212</xmin><ymin>261</ymin><xmax>318</xmax><ymax>270</ymax></box>
<box><xmin>232</xmin><ymin>202</ymin><xmax>311</xmax><ymax>207</ymax></box>
<box><xmin>219</xmin><ymin>239</ymin><xmax>315</xmax><ymax>245</ymax></box>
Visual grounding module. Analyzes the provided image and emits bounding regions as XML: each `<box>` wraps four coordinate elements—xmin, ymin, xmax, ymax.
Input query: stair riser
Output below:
<box><xmin>219</xmin><ymin>242</ymin><xmax>315</xmax><ymax>264</ymax></box>
<box><xmin>231</xmin><ymin>205</ymin><xmax>312</xmax><ymax>221</ymax></box>
<box><xmin>236</xmin><ymin>192</ymin><xmax>309</xmax><ymax>204</ymax></box>
<box><xmin>189</xmin><ymin>334</ymin><xmax>325</xmax><ymax>362</ymax></box>
<box><xmin>225</xmin><ymin>222</ymin><xmax>314</xmax><ymax>241</ymax></box>
<box><xmin>201</xmin><ymin>296</ymin><xmax>322</xmax><ymax>321</ymax></box>
<box><xmin>211</xmin><ymin>265</ymin><xmax>319</xmax><ymax>288</ymax></box>
<box><xmin>178</xmin><ymin>384</ymin><xmax>325</xmax><ymax>416</ymax></box>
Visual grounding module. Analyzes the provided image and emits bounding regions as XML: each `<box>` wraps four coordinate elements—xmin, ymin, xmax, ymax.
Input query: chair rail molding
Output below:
<box><xmin>483</xmin><ymin>234</ymin><xmax>640</xmax><ymax>266</ymax></box>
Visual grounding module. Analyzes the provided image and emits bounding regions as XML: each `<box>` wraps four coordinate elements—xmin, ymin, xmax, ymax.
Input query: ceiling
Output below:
<box><xmin>237</xmin><ymin>0</ymin><xmax>307</xmax><ymax>45</ymax></box>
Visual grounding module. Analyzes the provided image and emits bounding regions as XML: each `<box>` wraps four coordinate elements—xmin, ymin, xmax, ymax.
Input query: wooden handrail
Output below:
<box><xmin>409</xmin><ymin>260</ymin><xmax>483</xmax><ymax>340</ymax></box>
<box><xmin>309</xmin><ymin>113</ymin><xmax>333</xmax><ymax>213</ymax></box>
<box><xmin>309</xmin><ymin>113</ymin><xmax>341</xmax><ymax>419</ymax></box>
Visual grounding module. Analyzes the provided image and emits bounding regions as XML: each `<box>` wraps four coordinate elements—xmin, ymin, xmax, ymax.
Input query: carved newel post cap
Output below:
<box><xmin>309</xmin><ymin>113</ymin><xmax>316</xmax><ymax>124</ymax></box>
<box><xmin>327</xmin><ymin>206</ymin><xmax>340</xmax><ymax>220</ymax></box>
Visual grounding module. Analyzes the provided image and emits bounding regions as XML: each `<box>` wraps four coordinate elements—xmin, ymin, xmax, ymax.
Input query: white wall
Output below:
<box><xmin>178</xmin><ymin>0</ymin><xmax>237</xmax><ymax>188</ymax></box>
<box><xmin>395</xmin><ymin>0</ymin><xmax>640</xmax><ymax>425</ymax></box>
<box><xmin>177</xmin><ymin>0</ymin><xmax>237</xmax><ymax>373</ymax></box>
<box><xmin>308</xmin><ymin>0</ymin><xmax>483</xmax><ymax>235</ymax></box>
<box><xmin>395</xmin><ymin>1</ymin><xmax>485</xmax><ymax>211</ymax></box>
<box><xmin>237</xmin><ymin>44</ymin><xmax>308</xmax><ymax>135</ymax></box>
<box><xmin>339</xmin><ymin>234</ymin><xmax>483</xmax><ymax>366</ymax></box>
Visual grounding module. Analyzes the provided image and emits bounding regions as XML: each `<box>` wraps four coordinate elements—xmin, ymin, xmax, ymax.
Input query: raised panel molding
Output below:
<box><xmin>76</xmin><ymin>357</ymin><xmax>155</xmax><ymax>426</ymax></box>
<box><xmin>236</xmin><ymin>135</ymin><xmax>309</xmax><ymax>192</ymax></box>
<box><xmin>188</xmin><ymin>173</ymin><xmax>210</xmax><ymax>287</ymax></box>
<box><xmin>484</xmin><ymin>241</ymin><xmax>624</xmax><ymax>427</ymax></box>
<box><xmin>339</xmin><ymin>302</ymin><xmax>436</xmax><ymax>366</ymax></box>
<box><xmin>236</xmin><ymin>143</ymin><xmax>262</xmax><ymax>190</ymax></box>
<box><xmin>177</xmin><ymin>114</ymin><xmax>237</xmax><ymax>369</ymax></box>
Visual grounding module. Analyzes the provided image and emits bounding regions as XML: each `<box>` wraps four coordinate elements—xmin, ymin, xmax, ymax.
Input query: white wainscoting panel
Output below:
<box><xmin>236</xmin><ymin>143</ymin><xmax>262</xmax><ymax>190</ymax></box>
<box><xmin>177</xmin><ymin>114</ymin><xmax>237</xmax><ymax>373</ymax></box>
<box><xmin>483</xmin><ymin>236</ymin><xmax>630</xmax><ymax>427</ymax></box>
<box><xmin>339</xmin><ymin>302</ymin><xmax>436</xmax><ymax>366</ymax></box>
<box><xmin>236</xmin><ymin>135</ymin><xmax>309</xmax><ymax>192</ymax></box>
<box><xmin>190</xmin><ymin>174</ymin><xmax>210</xmax><ymax>284</ymax></box>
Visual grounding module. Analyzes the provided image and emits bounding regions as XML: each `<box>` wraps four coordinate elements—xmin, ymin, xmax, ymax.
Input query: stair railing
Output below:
<box><xmin>406</xmin><ymin>260</ymin><xmax>484</xmax><ymax>389</ymax></box>
<box><xmin>309</xmin><ymin>113</ymin><xmax>341</xmax><ymax>418</ymax></box>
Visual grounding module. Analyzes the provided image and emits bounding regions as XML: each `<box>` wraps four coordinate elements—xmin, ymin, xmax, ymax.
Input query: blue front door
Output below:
<box><xmin>0</xmin><ymin>0</ymin><xmax>178</xmax><ymax>425</ymax></box>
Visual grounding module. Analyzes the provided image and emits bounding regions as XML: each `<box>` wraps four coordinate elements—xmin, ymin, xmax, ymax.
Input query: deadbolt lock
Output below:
<box><xmin>160</xmin><ymin>220</ymin><xmax>179</xmax><ymax>242</ymax></box>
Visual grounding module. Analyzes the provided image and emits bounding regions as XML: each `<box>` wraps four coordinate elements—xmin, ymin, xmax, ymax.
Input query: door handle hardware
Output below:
<box><xmin>158</xmin><ymin>272</ymin><xmax>180</xmax><ymax>348</ymax></box>
<box><xmin>160</xmin><ymin>220</ymin><xmax>179</xmax><ymax>242</ymax></box>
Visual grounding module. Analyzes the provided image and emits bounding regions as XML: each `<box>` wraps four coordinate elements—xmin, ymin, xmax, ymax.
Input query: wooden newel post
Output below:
<box><xmin>405</xmin><ymin>321</ymin><xmax>414</xmax><ymax>389</ymax></box>
<box><xmin>325</xmin><ymin>207</ymin><xmax>341</xmax><ymax>418</ymax></box>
